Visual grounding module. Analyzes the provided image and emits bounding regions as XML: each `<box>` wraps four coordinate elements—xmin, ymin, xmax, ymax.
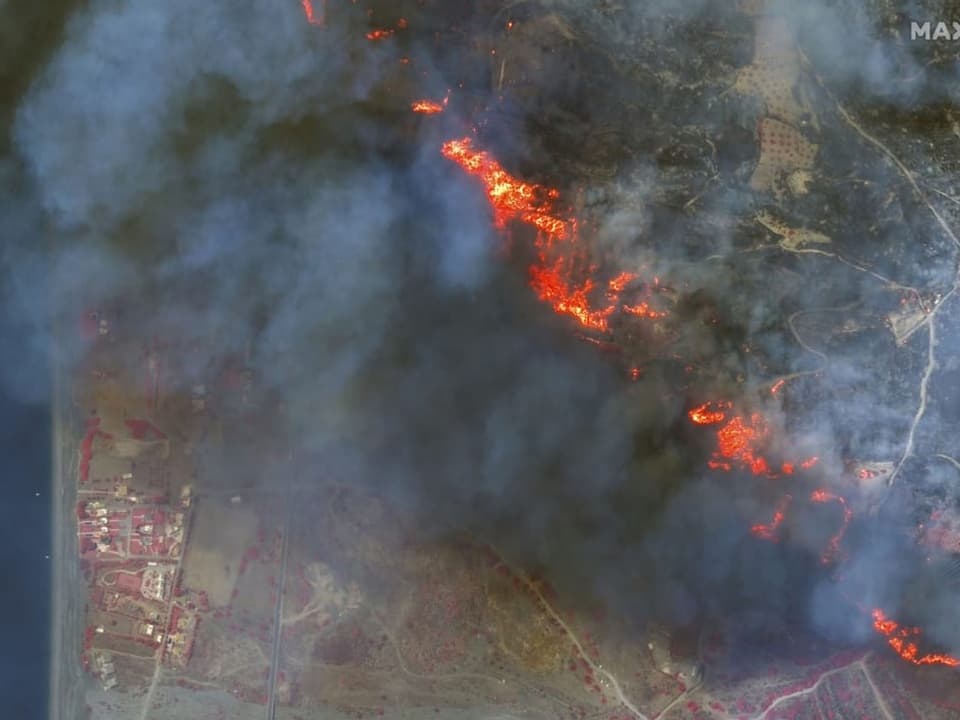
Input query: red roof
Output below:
<box><xmin>124</xmin><ymin>418</ymin><xmax>167</xmax><ymax>440</ymax></box>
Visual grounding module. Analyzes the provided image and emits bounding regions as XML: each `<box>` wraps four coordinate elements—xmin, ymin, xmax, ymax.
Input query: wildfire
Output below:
<box><xmin>688</xmin><ymin>402</ymin><xmax>818</xmax><ymax>477</ymax></box>
<box><xmin>300</xmin><ymin>0</ymin><xmax>324</xmax><ymax>26</ymax></box>
<box><xmin>441</xmin><ymin>137</ymin><xmax>568</xmax><ymax>234</ymax></box>
<box><xmin>322</xmin><ymin>2</ymin><xmax>954</xmax><ymax>679</ymax></box>
<box><xmin>411</xmin><ymin>100</ymin><xmax>445</xmax><ymax>114</ymax></box>
<box><xmin>623</xmin><ymin>301</ymin><xmax>667</xmax><ymax>319</ymax></box>
<box><xmin>366</xmin><ymin>28</ymin><xmax>395</xmax><ymax>40</ymax></box>
<box><xmin>751</xmin><ymin>494</ymin><xmax>792</xmax><ymax>541</ymax></box>
<box><xmin>366</xmin><ymin>17</ymin><xmax>407</xmax><ymax>41</ymax></box>
<box><xmin>712</xmin><ymin>412</ymin><xmax>772</xmax><ymax>475</ymax></box>
<box><xmin>809</xmin><ymin>489</ymin><xmax>853</xmax><ymax>564</ymax></box>
<box><xmin>871</xmin><ymin>609</ymin><xmax>960</xmax><ymax>667</ymax></box>
<box><xmin>411</xmin><ymin>90</ymin><xmax>450</xmax><ymax>115</ymax></box>
<box><xmin>688</xmin><ymin>401</ymin><xmax>731</xmax><ymax>426</ymax></box>
<box><xmin>441</xmin><ymin>137</ymin><xmax>663</xmax><ymax>332</ymax></box>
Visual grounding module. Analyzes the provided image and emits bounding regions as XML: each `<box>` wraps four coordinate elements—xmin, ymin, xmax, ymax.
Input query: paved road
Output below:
<box><xmin>264</xmin><ymin>487</ymin><xmax>293</xmax><ymax>720</ymax></box>
<box><xmin>50</xmin><ymin>355</ymin><xmax>88</xmax><ymax>720</ymax></box>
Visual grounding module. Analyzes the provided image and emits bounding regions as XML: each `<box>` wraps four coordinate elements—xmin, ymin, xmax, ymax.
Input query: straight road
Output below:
<box><xmin>264</xmin><ymin>485</ymin><xmax>293</xmax><ymax>719</ymax></box>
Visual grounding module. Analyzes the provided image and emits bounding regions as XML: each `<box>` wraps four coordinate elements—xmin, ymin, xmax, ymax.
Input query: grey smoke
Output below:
<box><xmin>4</xmin><ymin>0</ymin><xmax>960</xmax><ymax>687</ymax></box>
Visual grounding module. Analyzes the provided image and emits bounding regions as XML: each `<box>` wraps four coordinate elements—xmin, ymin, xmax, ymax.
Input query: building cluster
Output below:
<box><xmin>78</xmin><ymin>411</ymin><xmax>198</xmax><ymax>689</ymax></box>
<box><xmin>163</xmin><ymin>605</ymin><xmax>199</xmax><ymax>669</ymax></box>
<box><xmin>76</xmin><ymin>499</ymin><xmax>185</xmax><ymax>561</ymax></box>
<box><xmin>92</xmin><ymin>651</ymin><xmax>117</xmax><ymax>691</ymax></box>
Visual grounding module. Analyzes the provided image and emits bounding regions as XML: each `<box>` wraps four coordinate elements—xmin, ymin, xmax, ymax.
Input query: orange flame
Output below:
<box><xmin>441</xmin><ymin>138</ymin><xmax>566</xmax><ymax>234</ymax></box>
<box><xmin>871</xmin><ymin>609</ymin><xmax>960</xmax><ymax>667</ymax></box>
<box><xmin>441</xmin><ymin>137</ymin><xmax>663</xmax><ymax>332</ymax></box>
<box><xmin>715</xmin><ymin>413</ymin><xmax>771</xmax><ymax>475</ymax></box>
<box><xmin>688</xmin><ymin>401</ymin><xmax>731</xmax><ymax>426</ymax></box>
<box><xmin>751</xmin><ymin>494</ymin><xmax>792</xmax><ymax>541</ymax></box>
<box><xmin>623</xmin><ymin>302</ymin><xmax>667</xmax><ymax>319</ymax></box>
<box><xmin>366</xmin><ymin>18</ymin><xmax>407</xmax><ymax>41</ymax></box>
<box><xmin>411</xmin><ymin>90</ymin><xmax>450</xmax><ymax>115</ymax></box>
<box><xmin>366</xmin><ymin>28</ymin><xmax>395</xmax><ymax>40</ymax></box>
<box><xmin>688</xmin><ymin>403</ymin><xmax>819</xmax><ymax>477</ymax></box>
<box><xmin>810</xmin><ymin>489</ymin><xmax>852</xmax><ymax>564</ymax></box>
<box><xmin>411</xmin><ymin>100</ymin><xmax>445</xmax><ymax>114</ymax></box>
<box><xmin>300</xmin><ymin>0</ymin><xmax>324</xmax><ymax>26</ymax></box>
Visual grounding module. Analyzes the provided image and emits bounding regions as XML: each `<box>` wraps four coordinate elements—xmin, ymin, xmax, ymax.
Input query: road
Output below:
<box><xmin>264</xmin><ymin>485</ymin><xmax>293</xmax><ymax>719</ymax></box>
<box><xmin>138</xmin><ymin>500</ymin><xmax>193</xmax><ymax>720</ymax></box>
<box><xmin>50</xmin><ymin>351</ymin><xmax>88</xmax><ymax>720</ymax></box>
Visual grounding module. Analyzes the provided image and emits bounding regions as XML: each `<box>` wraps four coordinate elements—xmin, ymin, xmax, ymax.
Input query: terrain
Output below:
<box><xmin>37</xmin><ymin>0</ymin><xmax>960</xmax><ymax>719</ymax></box>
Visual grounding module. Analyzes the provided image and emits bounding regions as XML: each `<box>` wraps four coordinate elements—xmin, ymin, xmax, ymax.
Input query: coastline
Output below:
<box><xmin>49</xmin><ymin>339</ymin><xmax>85</xmax><ymax>720</ymax></box>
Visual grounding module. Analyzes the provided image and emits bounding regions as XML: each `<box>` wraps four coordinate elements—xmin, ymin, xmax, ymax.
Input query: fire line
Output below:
<box><xmin>810</xmin><ymin>489</ymin><xmax>853</xmax><ymax>565</ymax></box>
<box><xmin>300</xmin><ymin>0</ymin><xmax>324</xmax><ymax>26</ymax></box>
<box><xmin>871</xmin><ymin>609</ymin><xmax>960</xmax><ymax>667</ymax></box>
<box><xmin>441</xmin><ymin>137</ymin><xmax>665</xmax><ymax>332</ymax></box>
<box><xmin>751</xmin><ymin>495</ymin><xmax>792</xmax><ymax>542</ymax></box>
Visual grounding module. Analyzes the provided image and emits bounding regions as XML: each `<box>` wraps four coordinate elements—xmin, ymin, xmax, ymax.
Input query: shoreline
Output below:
<box><xmin>49</xmin><ymin>340</ymin><xmax>85</xmax><ymax>720</ymax></box>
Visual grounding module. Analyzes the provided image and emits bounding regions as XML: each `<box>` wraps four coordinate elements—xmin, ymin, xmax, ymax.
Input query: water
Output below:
<box><xmin>0</xmin><ymin>317</ymin><xmax>52</xmax><ymax>718</ymax></box>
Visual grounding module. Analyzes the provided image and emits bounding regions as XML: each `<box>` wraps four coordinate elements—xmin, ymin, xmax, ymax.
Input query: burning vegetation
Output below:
<box><xmin>686</xmin><ymin>401</ymin><xmax>818</xmax><ymax>477</ymax></box>
<box><xmin>433</xmin><ymin>124</ymin><xmax>952</xmax><ymax>676</ymax></box>
<box><xmin>440</xmin><ymin>138</ymin><xmax>666</xmax><ymax>333</ymax></box>
<box><xmin>299</xmin><ymin>0</ymin><xmax>324</xmax><ymax>26</ymax></box>
<box><xmin>871</xmin><ymin>609</ymin><xmax>960</xmax><ymax>668</ymax></box>
<box><xmin>750</xmin><ymin>494</ymin><xmax>792</xmax><ymax>542</ymax></box>
<box><xmin>308</xmin><ymin>0</ymin><xmax>959</xmax><ymax>679</ymax></box>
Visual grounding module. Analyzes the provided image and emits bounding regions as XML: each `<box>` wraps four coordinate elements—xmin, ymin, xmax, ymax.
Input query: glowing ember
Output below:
<box><xmin>442</xmin><ymin>137</ymin><xmax>662</xmax><ymax>332</ymax></box>
<box><xmin>871</xmin><ymin>609</ymin><xmax>960</xmax><ymax>667</ymax></box>
<box><xmin>366</xmin><ymin>28</ymin><xmax>395</xmax><ymax>40</ymax></box>
<box><xmin>343</xmin><ymin>7</ymin><xmax>952</xmax><ymax>680</ymax></box>
<box><xmin>623</xmin><ymin>302</ymin><xmax>667</xmax><ymax>319</ymax></box>
<box><xmin>751</xmin><ymin>494</ymin><xmax>792</xmax><ymax>541</ymax></box>
<box><xmin>366</xmin><ymin>18</ymin><xmax>406</xmax><ymax>41</ymax></box>
<box><xmin>411</xmin><ymin>90</ymin><xmax>450</xmax><ymax>115</ymax></box>
<box><xmin>607</xmin><ymin>271</ymin><xmax>634</xmax><ymax>294</ymax></box>
<box><xmin>442</xmin><ymin>138</ymin><xmax>567</xmax><ymax>233</ymax></box>
<box><xmin>300</xmin><ymin>0</ymin><xmax>324</xmax><ymax>25</ymax></box>
<box><xmin>688</xmin><ymin>403</ymin><xmax>819</xmax><ymax>477</ymax></box>
<box><xmin>809</xmin><ymin>489</ymin><xmax>853</xmax><ymax>564</ymax></box>
<box><xmin>411</xmin><ymin>100</ymin><xmax>445</xmax><ymax>114</ymax></box>
<box><xmin>528</xmin><ymin>267</ymin><xmax>636</xmax><ymax>331</ymax></box>
<box><xmin>714</xmin><ymin>412</ymin><xmax>770</xmax><ymax>475</ymax></box>
<box><xmin>688</xmin><ymin>401</ymin><xmax>731</xmax><ymax>426</ymax></box>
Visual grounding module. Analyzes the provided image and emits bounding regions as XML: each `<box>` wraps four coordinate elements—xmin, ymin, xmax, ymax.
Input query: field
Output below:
<box><xmin>181</xmin><ymin>499</ymin><xmax>259</xmax><ymax>608</ymax></box>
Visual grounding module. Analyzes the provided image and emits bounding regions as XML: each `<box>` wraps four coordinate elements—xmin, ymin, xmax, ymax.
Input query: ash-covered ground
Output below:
<box><xmin>4</xmin><ymin>0</ymin><xmax>960</xmax><ymax>718</ymax></box>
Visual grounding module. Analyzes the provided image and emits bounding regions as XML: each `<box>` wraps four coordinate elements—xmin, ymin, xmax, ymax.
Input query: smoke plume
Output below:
<box><xmin>4</xmin><ymin>0</ymin><xmax>960</xmax><ymax>684</ymax></box>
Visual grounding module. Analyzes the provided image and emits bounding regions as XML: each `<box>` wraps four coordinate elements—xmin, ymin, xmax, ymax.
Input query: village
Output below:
<box><xmin>73</xmin><ymin>307</ymin><xmax>253</xmax><ymax>697</ymax></box>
